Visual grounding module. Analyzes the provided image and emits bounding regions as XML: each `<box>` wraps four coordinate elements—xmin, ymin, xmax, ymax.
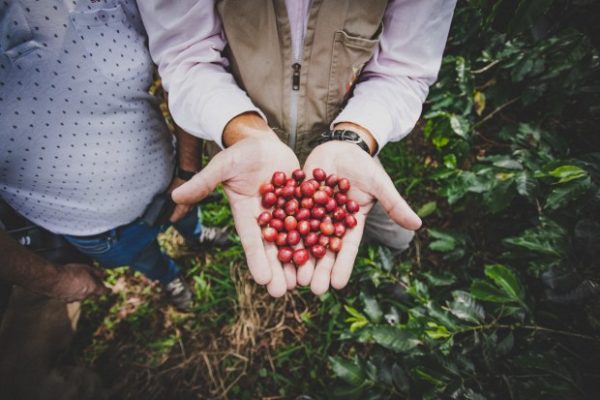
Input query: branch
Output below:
<box><xmin>473</xmin><ymin>97</ymin><xmax>520</xmax><ymax>128</ymax></box>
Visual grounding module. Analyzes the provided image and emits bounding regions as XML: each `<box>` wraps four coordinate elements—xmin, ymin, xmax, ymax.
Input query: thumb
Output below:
<box><xmin>172</xmin><ymin>152</ymin><xmax>227</xmax><ymax>205</ymax></box>
<box><xmin>371</xmin><ymin>166</ymin><xmax>422</xmax><ymax>230</ymax></box>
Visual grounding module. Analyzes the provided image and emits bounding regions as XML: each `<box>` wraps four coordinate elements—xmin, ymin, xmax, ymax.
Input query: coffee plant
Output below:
<box><xmin>327</xmin><ymin>1</ymin><xmax>600</xmax><ymax>399</ymax></box>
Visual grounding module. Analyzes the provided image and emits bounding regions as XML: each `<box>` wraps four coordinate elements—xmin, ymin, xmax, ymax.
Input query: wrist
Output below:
<box><xmin>222</xmin><ymin>112</ymin><xmax>278</xmax><ymax>147</ymax></box>
<box><xmin>333</xmin><ymin>122</ymin><xmax>378</xmax><ymax>155</ymax></box>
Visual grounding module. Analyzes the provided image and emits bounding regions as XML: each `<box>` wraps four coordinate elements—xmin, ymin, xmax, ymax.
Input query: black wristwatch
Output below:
<box><xmin>311</xmin><ymin>129</ymin><xmax>372</xmax><ymax>155</ymax></box>
<box><xmin>175</xmin><ymin>165</ymin><xmax>197</xmax><ymax>181</ymax></box>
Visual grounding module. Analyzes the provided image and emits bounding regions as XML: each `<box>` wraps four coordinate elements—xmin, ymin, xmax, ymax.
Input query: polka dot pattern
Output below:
<box><xmin>0</xmin><ymin>0</ymin><xmax>175</xmax><ymax>235</ymax></box>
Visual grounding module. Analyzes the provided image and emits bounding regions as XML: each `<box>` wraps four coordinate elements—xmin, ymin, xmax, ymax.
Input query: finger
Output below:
<box><xmin>296</xmin><ymin>257</ymin><xmax>315</xmax><ymax>287</ymax></box>
<box><xmin>264</xmin><ymin>243</ymin><xmax>288</xmax><ymax>297</ymax></box>
<box><xmin>330</xmin><ymin>212</ymin><xmax>366</xmax><ymax>290</ymax></box>
<box><xmin>283</xmin><ymin>263</ymin><xmax>297</xmax><ymax>290</ymax></box>
<box><xmin>230</xmin><ymin>198</ymin><xmax>273</xmax><ymax>285</ymax></box>
<box><xmin>172</xmin><ymin>152</ymin><xmax>227</xmax><ymax>205</ymax></box>
<box><xmin>169</xmin><ymin>205</ymin><xmax>192</xmax><ymax>223</ymax></box>
<box><xmin>310</xmin><ymin>251</ymin><xmax>336</xmax><ymax>295</ymax></box>
<box><xmin>371</xmin><ymin>167</ymin><xmax>422</xmax><ymax>230</ymax></box>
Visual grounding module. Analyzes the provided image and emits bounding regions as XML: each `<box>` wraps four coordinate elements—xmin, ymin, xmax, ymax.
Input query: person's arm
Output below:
<box><xmin>0</xmin><ymin>231</ymin><xmax>109</xmax><ymax>302</ymax></box>
<box><xmin>137</xmin><ymin>0</ymin><xmax>266</xmax><ymax>147</ymax></box>
<box><xmin>332</xmin><ymin>0</ymin><xmax>457</xmax><ymax>151</ymax></box>
<box><xmin>167</xmin><ymin>126</ymin><xmax>203</xmax><ymax>223</ymax></box>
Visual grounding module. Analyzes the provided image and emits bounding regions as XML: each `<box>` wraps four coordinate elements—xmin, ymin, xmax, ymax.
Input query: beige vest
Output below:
<box><xmin>217</xmin><ymin>0</ymin><xmax>388</xmax><ymax>161</ymax></box>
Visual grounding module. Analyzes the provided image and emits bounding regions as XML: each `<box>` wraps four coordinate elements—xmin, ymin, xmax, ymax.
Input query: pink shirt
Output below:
<box><xmin>137</xmin><ymin>0</ymin><xmax>456</xmax><ymax>150</ymax></box>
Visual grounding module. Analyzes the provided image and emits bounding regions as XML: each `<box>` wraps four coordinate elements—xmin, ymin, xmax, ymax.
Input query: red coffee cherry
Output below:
<box><xmin>310</xmin><ymin>244</ymin><xmax>326</xmax><ymax>259</ymax></box>
<box><xmin>313</xmin><ymin>190</ymin><xmax>329</xmax><ymax>205</ymax></box>
<box><xmin>304</xmin><ymin>232</ymin><xmax>319</xmax><ymax>247</ymax></box>
<box><xmin>337</xmin><ymin>178</ymin><xmax>350</xmax><ymax>193</ymax></box>
<box><xmin>321</xmin><ymin>186</ymin><xmax>333</xmax><ymax>197</ymax></box>
<box><xmin>345</xmin><ymin>214</ymin><xmax>357</xmax><ymax>228</ymax></box>
<box><xmin>284</xmin><ymin>215</ymin><xmax>298</xmax><ymax>231</ymax></box>
<box><xmin>262</xmin><ymin>192</ymin><xmax>277</xmax><ymax>208</ymax></box>
<box><xmin>287</xmin><ymin>230</ymin><xmax>301</xmax><ymax>246</ymax></box>
<box><xmin>276</xmin><ymin>232</ymin><xmax>288</xmax><ymax>247</ymax></box>
<box><xmin>329</xmin><ymin>237</ymin><xmax>342</xmax><ymax>252</ymax></box>
<box><xmin>333</xmin><ymin>207</ymin><xmax>346</xmax><ymax>221</ymax></box>
<box><xmin>278</xmin><ymin>247</ymin><xmax>293</xmax><ymax>263</ymax></box>
<box><xmin>297</xmin><ymin>220</ymin><xmax>310</xmax><ymax>236</ymax></box>
<box><xmin>300</xmin><ymin>181</ymin><xmax>316</xmax><ymax>197</ymax></box>
<box><xmin>269</xmin><ymin>218</ymin><xmax>284</xmax><ymax>231</ymax></box>
<box><xmin>257</xmin><ymin>211</ymin><xmax>272</xmax><ymax>226</ymax></box>
<box><xmin>325</xmin><ymin>198</ymin><xmax>337</xmax><ymax>212</ymax></box>
<box><xmin>295</xmin><ymin>186</ymin><xmax>303</xmax><ymax>199</ymax></box>
<box><xmin>295</xmin><ymin>208</ymin><xmax>311</xmax><ymax>221</ymax></box>
<box><xmin>334</xmin><ymin>192</ymin><xmax>347</xmax><ymax>205</ymax></box>
<box><xmin>312</xmin><ymin>168</ymin><xmax>326</xmax><ymax>182</ymax></box>
<box><xmin>346</xmin><ymin>200</ymin><xmax>359</xmax><ymax>214</ymax></box>
<box><xmin>259</xmin><ymin>182</ymin><xmax>274</xmax><ymax>195</ymax></box>
<box><xmin>320</xmin><ymin>221</ymin><xmax>334</xmax><ymax>236</ymax></box>
<box><xmin>285</xmin><ymin>199</ymin><xmax>299</xmax><ymax>215</ymax></box>
<box><xmin>262</xmin><ymin>227</ymin><xmax>277</xmax><ymax>242</ymax></box>
<box><xmin>334</xmin><ymin>223</ymin><xmax>346</xmax><ymax>237</ymax></box>
<box><xmin>325</xmin><ymin>174</ymin><xmax>338</xmax><ymax>188</ymax></box>
<box><xmin>285</xmin><ymin>178</ymin><xmax>297</xmax><ymax>187</ymax></box>
<box><xmin>292</xmin><ymin>169</ymin><xmax>306</xmax><ymax>182</ymax></box>
<box><xmin>301</xmin><ymin>197</ymin><xmax>314</xmax><ymax>209</ymax></box>
<box><xmin>293</xmin><ymin>249</ymin><xmax>310</xmax><ymax>266</ymax></box>
<box><xmin>272</xmin><ymin>208</ymin><xmax>286</xmax><ymax>220</ymax></box>
<box><xmin>311</xmin><ymin>206</ymin><xmax>326</xmax><ymax>219</ymax></box>
<box><xmin>318</xmin><ymin>234</ymin><xmax>330</xmax><ymax>247</ymax></box>
<box><xmin>281</xmin><ymin>185</ymin><xmax>295</xmax><ymax>199</ymax></box>
<box><xmin>272</xmin><ymin>171</ymin><xmax>287</xmax><ymax>187</ymax></box>
<box><xmin>276</xmin><ymin>197</ymin><xmax>286</xmax><ymax>208</ymax></box>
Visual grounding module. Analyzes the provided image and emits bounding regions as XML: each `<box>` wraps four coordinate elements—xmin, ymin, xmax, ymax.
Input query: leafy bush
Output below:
<box><xmin>329</xmin><ymin>1</ymin><xmax>600</xmax><ymax>399</ymax></box>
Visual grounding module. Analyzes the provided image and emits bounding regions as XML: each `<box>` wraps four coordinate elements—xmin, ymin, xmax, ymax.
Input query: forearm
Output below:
<box><xmin>174</xmin><ymin>127</ymin><xmax>203</xmax><ymax>172</ymax></box>
<box><xmin>138</xmin><ymin>0</ymin><xmax>264</xmax><ymax>147</ymax></box>
<box><xmin>0</xmin><ymin>230</ymin><xmax>58</xmax><ymax>290</ymax></box>
<box><xmin>222</xmin><ymin>112</ymin><xmax>278</xmax><ymax>147</ymax></box>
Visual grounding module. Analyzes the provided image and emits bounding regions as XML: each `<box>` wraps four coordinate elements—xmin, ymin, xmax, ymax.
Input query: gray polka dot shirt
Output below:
<box><xmin>0</xmin><ymin>0</ymin><xmax>174</xmax><ymax>235</ymax></box>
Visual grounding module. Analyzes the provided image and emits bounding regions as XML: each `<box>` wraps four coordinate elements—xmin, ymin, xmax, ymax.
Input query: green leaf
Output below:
<box><xmin>361</xmin><ymin>293</ymin><xmax>383</xmax><ymax>324</ymax></box>
<box><xmin>544</xmin><ymin>176</ymin><xmax>592</xmax><ymax>210</ymax></box>
<box><xmin>422</xmin><ymin>271</ymin><xmax>457</xmax><ymax>287</ymax></box>
<box><xmin>428</xmin><ymin>229</ymin><xmax>458</xmax><ymax>252</ymax></box>
<box><xmin>417</xmin><ymin>201</ymin><xmax>437</xmax><ymax>218</ymax></box>
<box><xmin>370</xmin><ymin>326</ymin><xmax>421</xmax><ymax>353</ymax></box>
<box><xmin>503</xmin><ymin>218</ymin><xmax>567</xmax><ymax>258</ymax></box>
<box><xmin>425</xmin><ymin>322</ymin><xmax>452</xmax><ymax>339</ymax></box>
<box><xmin>329</xmin><ymin>356</ymin><xmax>366</xmax><ymax>386</ymax></box>
<box><xmin>470</xmin><ymin>279</ymin><xmax>513</xmax><ymax>303</ymax></box>
<box><xmin>548</xmin><ymin>165</ymin><xmax>587</xmax><ymax>183</ymax></box>
<box><xmin>484</xmin><ymin>264</ymin><xmax>524</xmax><ymax>302</ymax></box>
<box><xmin>449</xmin><ymin>291</ymin><xmax>485</xmax><ymax>323</ymax></box>
<box><xmin>449</xmin><ymin>114</ymin><xmax>470</xmax><ymax>139</ymax></box>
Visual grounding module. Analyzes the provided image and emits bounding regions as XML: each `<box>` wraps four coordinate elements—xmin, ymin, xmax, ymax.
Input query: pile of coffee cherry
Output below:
<box><xmin>258</xmin><ymin>168</ymin><xmax>359</xmax><ymax>266</ymax></box>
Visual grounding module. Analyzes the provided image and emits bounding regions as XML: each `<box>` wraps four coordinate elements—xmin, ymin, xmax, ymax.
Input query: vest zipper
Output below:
<box><xmin>289</xmin><ymin>62</ymin><xmax>301</xmax><ymax>149</ymax></box>
<box><xmin>288</xmin><ymin>1</ymin><xmax>308</xmax><ymax>150</ymax></box>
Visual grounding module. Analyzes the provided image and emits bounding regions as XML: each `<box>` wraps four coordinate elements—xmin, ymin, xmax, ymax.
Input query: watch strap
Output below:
<box><xmin>310</xmin><ymin>129</ymin><xmax>372</xmax><ymax>155</ymax></box>
<box><xmin>175</xmin><ymin>166</ymin><xmax>197</xmax><ymax>181</ymax></box>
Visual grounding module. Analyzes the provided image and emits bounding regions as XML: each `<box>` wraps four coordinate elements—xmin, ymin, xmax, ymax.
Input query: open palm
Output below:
<box><xmin>172</xmin><ymin>135</ymin><xmax>300</xmax><ymax>297</ymax></box>
<box><xmin>300</xmin><ymin>141</ymin><xmax>421</xmax><ymax>294</ymax></box>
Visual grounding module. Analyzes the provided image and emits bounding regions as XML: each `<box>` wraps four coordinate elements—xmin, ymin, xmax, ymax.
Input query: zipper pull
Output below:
<box><xmin>292</xmin><ymin>63</ymin><xmax>301</xmax><ymax>91</ymax></box>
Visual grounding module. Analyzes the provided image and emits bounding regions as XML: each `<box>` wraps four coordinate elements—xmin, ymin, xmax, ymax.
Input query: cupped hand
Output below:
<box><xmin>171</xmin><ymin>133</ymin><xmax>301</xmax><ymax>297</ymax></box>
<box><xmin>299</xmin><ymin>141</ymin><xmax>422</xmax><ymax>295</ymax></box>
<box><xmin>38</xmin><ymin>263</ymin><xmax>110</xmax><ymax>303</ymax></box>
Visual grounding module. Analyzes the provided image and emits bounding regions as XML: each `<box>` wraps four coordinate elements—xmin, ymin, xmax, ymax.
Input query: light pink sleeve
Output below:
<box><xmin>137</xmin><ymin>0</ymin><xmax>265</xmax><ymax>147</ymax></box>
<box><xmin>332</xmin><ymin>0</ymin><xmax>457</xmax><ymax>151</ymax></box>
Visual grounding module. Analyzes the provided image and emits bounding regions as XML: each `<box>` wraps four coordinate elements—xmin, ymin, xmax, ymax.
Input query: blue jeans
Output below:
<box><xmin>63</xmin><ymin>207</ymin><xmax>202</xmax><ymax>285</ymax></box>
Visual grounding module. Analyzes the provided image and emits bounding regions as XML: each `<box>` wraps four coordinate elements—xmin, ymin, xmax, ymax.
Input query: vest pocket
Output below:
<box><xmin>70</xmin><ymin>3</ymin><xmax>151</xmax><ymax>82</ymax></box>
<box><xmin>0</xmin><ymin>2</ymin><xmax>42</xmax><ymax>66</ymax></box>
<box><xmin>326</xmin><ymin>30</ymin><xmax>380</xmax><ymax>122</ymax></box>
